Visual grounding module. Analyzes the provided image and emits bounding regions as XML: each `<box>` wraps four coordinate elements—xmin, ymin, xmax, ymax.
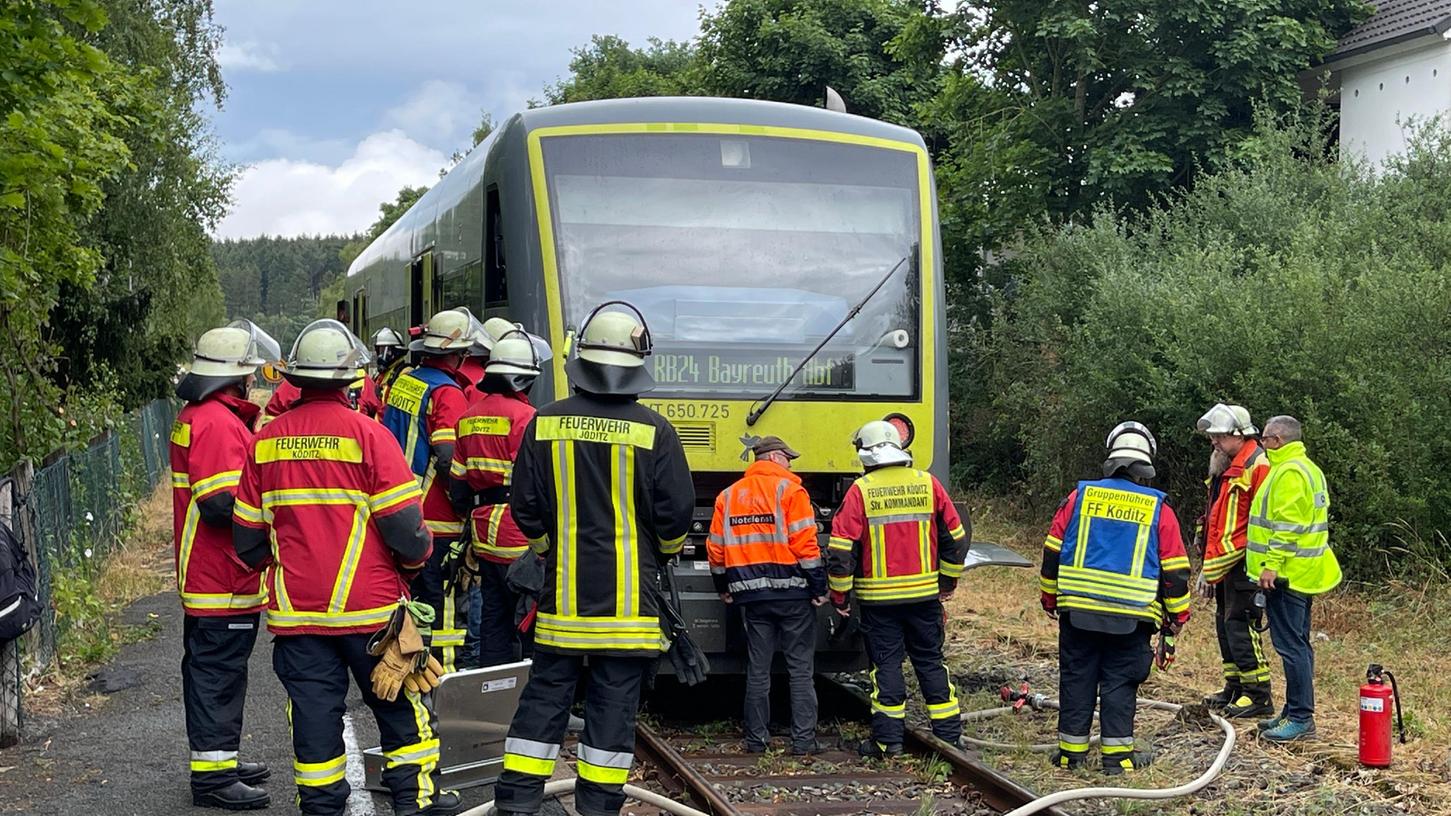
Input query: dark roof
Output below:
<box><xmin>1329</xmin><ymin>0</ymin><xmax>1451</xmax><ymax>60</ymax></box>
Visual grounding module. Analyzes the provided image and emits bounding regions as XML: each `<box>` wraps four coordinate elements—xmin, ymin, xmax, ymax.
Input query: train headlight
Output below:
<box><xmin>884</xmin><ymin>413</ymin><xmax>914</xmax><ymax>448</ymax></box>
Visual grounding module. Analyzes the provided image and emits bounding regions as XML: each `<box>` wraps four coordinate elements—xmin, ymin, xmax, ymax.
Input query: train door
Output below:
<box><xmin>484</xmin><ymin>185</ymin><xmax>508</xmax><ymax>315</ymax></box>
<box><xmin>409</xmin><ymin>248</ymin><xmax>438</xmax><ymax>326</ymax></box>
<box><xmin>351</xmin><ymin>286</ymin><xmax>367</xmax><ymax>338</ymax></box>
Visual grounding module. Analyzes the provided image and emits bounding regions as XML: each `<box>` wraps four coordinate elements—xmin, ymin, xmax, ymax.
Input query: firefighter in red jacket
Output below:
<box><xmin>263</xmin><ymin>369</ymin><xmax>383</xmax><ymax>424</ymax></box>
<box><xmin>827</xmin><ymin>420</ymin><xmax>970</xmax><ymax>758</ymax></box>
<box><xmin>1194</xmin><ymin>403</ymin><xmax>1274</xmax><ymax>717</ymax></box>
<box><xmin>1039</xmin><ymin>422</ymin><xmax>1192</xmax><ymax>774</ymax></box>
<box><xmin>458</xmin><ymin>317</ymin><xmax>517</xmax><ymax>405</ymax></box>
<box><xmin>232</xmin><ymin>319</ymin><xmax>459</xmax><ymax>816</ymax></box>
<box><xmin>172</xmin><ymin>320</ymin><xmax>279</xmax><ymax>810</ymax></box>
<box><xmin>448</xmin><ymin>331</ymin><xmax>548</xmax><ymax>667</ymax></box>
<box><xmin>495</xmin><ymin>304</ymin><xmax>694</xmax><ymax>816</ymax></box>
<box><xmin>381</xmin><ymin>308</ymin><xmax>477</xmax><ymax>672</ymax></box>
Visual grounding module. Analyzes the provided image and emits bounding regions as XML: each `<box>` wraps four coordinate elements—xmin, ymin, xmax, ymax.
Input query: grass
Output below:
<box><xmin>25</xmin><ymin>480</ymin><xmax>172</xmax><ymax>717</ymax></box>
<box><xmin>943</xmin><ymin>494</ymin><xmax>1451</xmax><ymax>815</ymax></box>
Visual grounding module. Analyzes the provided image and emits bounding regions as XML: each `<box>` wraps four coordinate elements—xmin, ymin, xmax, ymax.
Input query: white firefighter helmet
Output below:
<box><xmin>410</xmin><ymin>308</ymin><xmax>484</xmax><ymax>355</ymax></box>
<box><xmin>190</xmin><ymin>320</ymin><xmax>280</xmax><ymax>378</ymax></box>
<box><xmin>284</xmin><ymin>319</ymin><xmax>372</xmax><ymax>386</ymax></box>
<box><xmin>485</xmin><ymin>330</ymin><xmax>544</xmax><ymax>377</ymax></box>
<box><xmin>176</xmin><ymin>320</ymin><xmax>281</xmax><ymax>401</ymax></box>
<box><xmin>473</xmin><ymin>316</ymin><xmax>517</xmax><ymax>354</ymax></box>
<box><xmin>1196</xmin><ymin>403</ymin><xmax>1258</xmax><ymax>436</ymax></box>
<box><xmin>372</xmin><ymin>327</ymin><xmax>405</xmax><ymax>349</ymax></box>
<box><xmin>564</xmin><ymin>301</ymin><xmax>655</xmax><ymax>395</ymax></box>
<box><xmin>852</xmin><ymin>420</ymin><xmax>912</xmax><ymax>468</ymax></box>
<box><xmin>1105</xmin><ymin>421</ymin><xmax>1157</xmax><ymax>465</ymax></box>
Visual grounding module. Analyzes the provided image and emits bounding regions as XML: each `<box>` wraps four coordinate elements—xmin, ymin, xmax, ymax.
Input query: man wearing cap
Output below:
<box><xmin>708</xmin><ymin>436</ymin><xmax>827</xmax><ymax>755</ymax></box>
<box><xmin>1194</xmin><ymin>404</ymin><xmax>1274</xmax><ymax>719</ymax></box>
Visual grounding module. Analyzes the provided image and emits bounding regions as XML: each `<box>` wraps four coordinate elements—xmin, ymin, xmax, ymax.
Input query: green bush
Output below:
<box><xmin>956</xmin><ymin>110</ymin><xmax>1451</xmax><ymax>581</ymax></box>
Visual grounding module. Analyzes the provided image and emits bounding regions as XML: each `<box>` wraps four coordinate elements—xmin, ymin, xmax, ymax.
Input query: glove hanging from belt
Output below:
<box><xmin>507</xmin><ymin>551</ymin><xmax>546</xmax><ymax>634</ymax></box>
<box><xmin>368</xmin><ymin>598</ymin><xmax>446</xmax><ymax>701</ymax></box>
<box><xmin>1154</xmin><ymin>621</ymin><xmax>1180</xmax><ymax>672</ymax></box>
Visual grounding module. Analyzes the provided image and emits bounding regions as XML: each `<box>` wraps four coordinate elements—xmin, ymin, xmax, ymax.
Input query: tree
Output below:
<box><xmin>921</xmin><ymin>0</ymin><xmax>1371</xmax><ymax>280</ymax></box>
<box><xmin>0</xmin><ymin>0</ymin><xmax>133</xmax><ymax>463</ymax></box>
<box><xmin>695</xmin><ymin>0</ymin><xmax>937</xmax><ymax>124</ymax></box>
<box><xmin>540</xmin><ymin>35</ymin><xmax>696</xmax><ymax>105</ymax></box>
<box><xmin>50</xmin><ymin>0</ymin><xmax>233</xmax><ymax>405</ymax></box>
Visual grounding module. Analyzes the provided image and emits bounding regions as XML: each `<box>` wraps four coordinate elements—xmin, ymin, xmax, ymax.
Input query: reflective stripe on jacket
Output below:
<box><xmin>381</xmin><ymin>362</ymin><xmax>467</xmax><ymax>536</ymax></box>
<box><xmin>171</xmin><ymin>393</ymin><xmax>267</xmax><ymax>616</ymax></box>
<box><xmin>234</xmin><ymin>391</ymin><xmax>427</xmax><ymax>636</ymax></box>
<box><xmin>826</xmin><ymin>466</ymin><xmax>969</xmax><ymax>605</ymax></box>
<box><xmin>707</xmin><ymin>460</ymin><xmax>825</xmax><ymax>603</ymax></box>
<box><xmin>451</xmin><ymin>390</ymin><xmax>535</xmax><ymax>562</ymax></box>
<box><xmin>509</xmin><ymin>394</ymin><xmax>695</xmax><ymax>656</ymax></box>
<box><xmin>1246</xmin><ymin>441</ymin><xmax>1341</xmax><ymax>595</ymax></box>
<box><xmin>1201</xmin><ymin>443</ymin><xmax>1270</xmax><ymax>583</ymax></box>
<box><xmin>1039</xmin><ymin>479</ymin><xmax>1192</xmax><ymax>626</ymax></box>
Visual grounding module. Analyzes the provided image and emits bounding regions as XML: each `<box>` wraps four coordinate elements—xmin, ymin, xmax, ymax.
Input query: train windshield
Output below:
<box><xmin>540</xmin><ymin>132</ymin><xmax>922</xmax><ymax>399</ymax></box>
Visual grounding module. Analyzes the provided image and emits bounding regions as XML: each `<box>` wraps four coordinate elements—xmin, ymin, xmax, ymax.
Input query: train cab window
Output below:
<box><xmin>538</xmin><ymin>133</ymin><xmax>923</xmax><ymax>400</ymax></box>
<box><xmin>485</xmin><ymin>185</ymin><xmax>508</xmax><ymax>308</ymax></box>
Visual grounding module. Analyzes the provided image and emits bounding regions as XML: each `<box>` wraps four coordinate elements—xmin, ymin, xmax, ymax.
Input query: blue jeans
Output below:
<box><xmin>1266</xmin><ymin>589</ymin><xmax>1315</xmax><ymax>722</ymax></box>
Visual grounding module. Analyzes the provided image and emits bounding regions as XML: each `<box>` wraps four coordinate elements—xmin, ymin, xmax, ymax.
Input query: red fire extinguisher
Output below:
<box><xmin>1359</xmin><ymin>663</ymin><xmax>1405</xmax><ymax>768</ymax></box>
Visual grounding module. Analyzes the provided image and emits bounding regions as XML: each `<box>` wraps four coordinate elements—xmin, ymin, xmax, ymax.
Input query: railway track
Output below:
<box><xmin>629</xmin><ymin>676</ymin><xmax>1067</xmax><ymax>816</ymax></box>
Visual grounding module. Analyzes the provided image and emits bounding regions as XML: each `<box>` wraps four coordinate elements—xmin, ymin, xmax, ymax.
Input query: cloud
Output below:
<box><xmin>217</xmin><ymin>40</ymin><xmax>282</xmax><ymax>72</ymax></box>
<box><xmin>214</xmin><ymin>130</ymin><xmax>444</xmax><ymax>239</ymax></box>
<box><xmin>385</xmin><ymin>80</ymin><xmax>486</xmax><ymax>148</ymax></box>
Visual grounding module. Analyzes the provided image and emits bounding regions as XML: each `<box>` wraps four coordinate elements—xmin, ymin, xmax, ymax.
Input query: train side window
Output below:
<box><xmin>485</xmin><ymin>185</ymin><xmax>508</xmax><ymax>307</ymax></box>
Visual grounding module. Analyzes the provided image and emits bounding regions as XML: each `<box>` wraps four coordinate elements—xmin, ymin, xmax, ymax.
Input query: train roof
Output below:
<box><xmin>347</xmin><ymin>96</ymin><xmax>926</xmax><ymax>280</ymax></box>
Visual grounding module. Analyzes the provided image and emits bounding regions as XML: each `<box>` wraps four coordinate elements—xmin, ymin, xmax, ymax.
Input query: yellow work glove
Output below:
<box><xmin>459</xmin><ymin>545</ymin><xmax>483</xmax><ymax>590</ymax></box>
<box><xmin>371</xmin><ymin>637</ymin><xmax>414</xmax><ymax>702</ymax></box>
<box><xmin>406</xmin><ymin>654</ymin><xmax>446</xmax><ymax>695</ymax></box>
<box><xmin>371</xmin><ymin>607</ymin><xmax>430</xmax><ymax>702</ymax></box>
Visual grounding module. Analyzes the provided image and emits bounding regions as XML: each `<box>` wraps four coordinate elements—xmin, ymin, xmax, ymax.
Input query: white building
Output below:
<box><xmin>1317</xmin><ymin>1</ymin><xmax>1451</xmax><ymax>165</ymax></box>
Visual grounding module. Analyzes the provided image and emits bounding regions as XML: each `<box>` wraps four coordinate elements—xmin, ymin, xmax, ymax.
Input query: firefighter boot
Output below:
<box><xmin>191</xmin><ymin>780</ymin><xmax>271</xmax><ymax>811</ymax></box>
<box><xmin>1049</xmin><ymin>749</ymin><xmax>1087</xmax><ymax>770</ymax></box>
<box><xmin>396</xmin><ymin>790</ymin><xmax>463</xmax><ymax>816</ymax></box>
<box><xmin>857</xmin><ymin>740</ymin><xmax>904</xmax><ymax>758</ymax></box>
<box><xmin>236</xmin><ymin>761</ymin><xmax>270</xmax><ymax>785</ymax></box>
<box><xmin>1102</xmin><ymin>749</ymin><xmax>1155</xmax><ymax>776</ymax></box>
<box><xmin>1203</xmin><ymin>680</ymin><xmax>1241</xmax><ymax>710</ymax></box>
<box><xmin>1223</xmin><ymin>683</ymin><xmax>1275</xmax><ymax>719</ymax></box>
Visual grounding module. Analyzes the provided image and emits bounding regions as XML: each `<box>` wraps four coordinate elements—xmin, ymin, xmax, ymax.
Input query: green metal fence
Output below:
<box><xmin>23</xmin><ymin>398</ymin><xmax>178</xmax><ymax>669</ymax></box>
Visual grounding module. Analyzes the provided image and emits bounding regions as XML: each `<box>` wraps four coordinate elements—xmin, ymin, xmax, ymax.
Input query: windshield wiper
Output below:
<box><xmin>745</xmin><ymin>245</ymin><xmax>917</xmax><ymax>427</ymax></box>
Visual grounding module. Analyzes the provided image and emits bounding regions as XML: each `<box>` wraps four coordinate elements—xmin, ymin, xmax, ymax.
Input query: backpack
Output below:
<box><xmin>0</xmin><ymin>480</ymin><xmax>40</xmax><ymax>643</ymax></box>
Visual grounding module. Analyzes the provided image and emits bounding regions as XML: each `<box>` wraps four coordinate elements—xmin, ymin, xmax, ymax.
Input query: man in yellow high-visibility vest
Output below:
<box><xmin>1247</xmin><ymin>415</ymin><xmax>1342</xmax><ymax>743</ymax></box>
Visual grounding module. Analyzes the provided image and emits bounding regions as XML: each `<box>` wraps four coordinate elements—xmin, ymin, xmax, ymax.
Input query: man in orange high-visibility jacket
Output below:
<box><xmin>449</xmin><ymin>332</ymin><xmax>546</xmax><ymax>668</ymax></box>
<box><xmin>172</xmin><ymin>320</ymin><xmax>277</xmax><ymax>811</ymax></box>
<box><xmin>827</xmin><ymin>421</ymin><xmax>969</xmax><ymax>758</ymax></box>
<box><xmin>233</xmin><ymin>319</ymin><xmax>459</xmax><ymax>816</ymax></box>
<box><xmin>709</xmin><ymin>435</ymin><xmax>827</xmax><ymax>755</ymax></box>
<box><xmin>1194</xmin><ymin>403</ymin><xmax>1273</xmax><ymax>719</ymax></box>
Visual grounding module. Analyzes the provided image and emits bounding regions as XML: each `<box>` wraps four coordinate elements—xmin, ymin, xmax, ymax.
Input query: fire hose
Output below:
<box><xmin>459</xmin><ymin>780</ymin><xmax>711</xmax><ymax>816</ymax></box>
<box><xmin>961</xmin><ymin>694</ymin><xmax>1237</xmax><ymax>816</ymax></box>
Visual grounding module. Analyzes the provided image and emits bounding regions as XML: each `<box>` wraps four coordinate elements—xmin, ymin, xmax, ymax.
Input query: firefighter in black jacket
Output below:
<box><xmin>495</xmin><ymin>303</ymin><xmax>694</xmax><ymax>816</ymax></box>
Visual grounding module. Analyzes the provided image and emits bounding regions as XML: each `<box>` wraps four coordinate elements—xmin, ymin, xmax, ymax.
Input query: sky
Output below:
<box><xmin>210</xmin><ymin>0</ymin><xmax>705</xmax><ymax>239</ymax></box>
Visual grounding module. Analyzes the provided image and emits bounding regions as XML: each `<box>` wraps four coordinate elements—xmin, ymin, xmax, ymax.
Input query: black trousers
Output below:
<box><xmin>272</xmin><ymin>634</ymin><xmax>442</xmax><ymax>815</ymax></box>
<box><xmin>411</xmin><ymin>535</ymin><xmax>467</xmax><ymax>672</ymax></box>
<box><xmin>496</xmin><ymin>650</ymin><xmax>651</xmax><ymax>816</ymax></box>
<box><xmin>477</xmin><ymin>558</ymin><xmax>531</xmax><ymax>667</ymax></box>
<box><xmin>1057</xmin><ymin>617</ymin><xmax>1153</xmax><ymax>763</ymax></box>
<box><xmin>1214</xmin><ymin>577</ymin><xmax>1271</xmax><ymax>688</ymax></box>
<box><xmin>860</xmin><ymin>600</ymin><xmax>961</xmax><ymax>745</ymax></box>
<box><xmin>741</xmin><ymin>600</ymin><xmax>817</xmax><ymax>750</ymax></box>
<box><xmin>182</xmin><ymin>613</ymin><xmax>259</xmax><ymax>791</ymax></box>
